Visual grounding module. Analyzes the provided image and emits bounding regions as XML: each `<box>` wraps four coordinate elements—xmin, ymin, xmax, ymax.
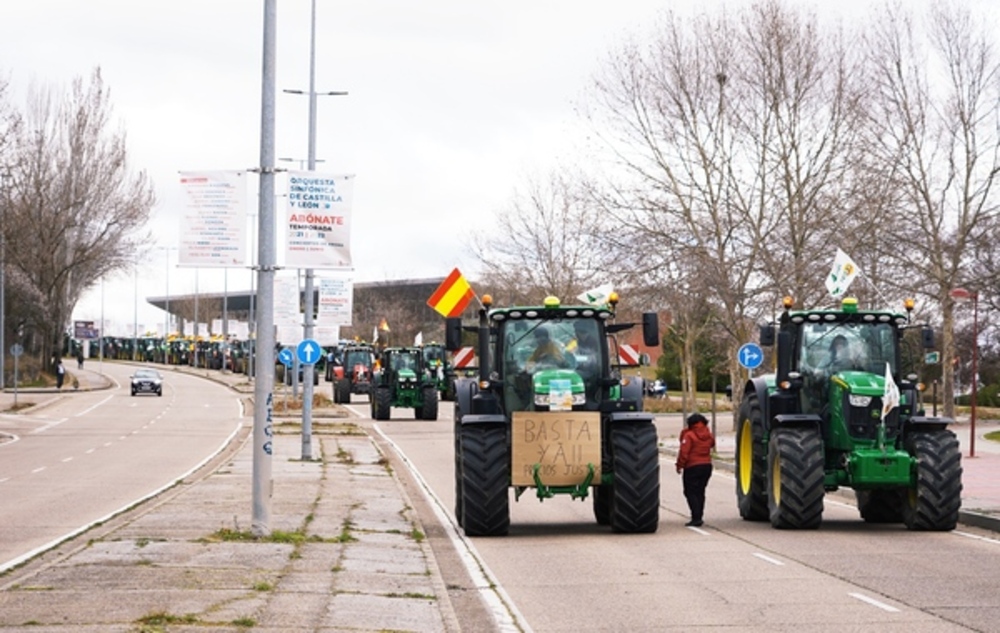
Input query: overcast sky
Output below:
<box><xmin>1</xmin><ymin>0</ymin><xmax>980</xmax><ymax>336</ymax></box>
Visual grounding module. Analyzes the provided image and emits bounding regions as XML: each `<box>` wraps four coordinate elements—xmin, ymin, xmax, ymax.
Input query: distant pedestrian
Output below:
<box><xmin>55</xmin><ymin>359</ymin><xmax>66</xmax><ymax>389</ymax></box>
<box><xmin>676</xmin><ymin>412</ymin><xmax>715</xmax><ymax>527</ymax></box>
<box><xmin>76</xmin><ymin>349</ymin><xmax>84</xmax><ymax>369</ymax></box>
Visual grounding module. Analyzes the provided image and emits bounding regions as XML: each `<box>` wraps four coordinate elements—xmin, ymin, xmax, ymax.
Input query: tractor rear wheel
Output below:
<box><xmin>335</xmin><ymin>379</ymin><xmax>351</xmax><ymax>404</ymax></box>
<box><xmin>421</xmin><ymin>386</ymin><xmax>439</xmax><ymax>421</ymax></box>
<box><xmin>461</xmin><ymin>424</ymin><xmax>510</xmax><ymax>536</ymax></box>
<box><xmin>373</xmin><ymin>386</ymin><xmax>392</xmax><ymax>420</ymax></box>
<box><xmin>610</xmin><ymin>422</ymin><xmax>660</xmax><ymax>533</ymax></box>
<box><xmin>767</xmin><ymin>426</ymin><xmax>824</xmax><ymax>529</ymax></box>
<box><xmin>903</xmin><ymin>431</ymin><xmax>962</xmax><ymax>531</ymax></box>
<box><xmin>856</xmin><ymin>489</ymin><xmax>905</xmax><ymax>523</ymax></box>
<box><xmin>593</xmin><ymin>484</ymin><xmax>612</xmax><ymax>526</ymax></box>
<box><xmin>736</xmin><ymin>391</ymin><xmax>768</xmax><ymax>521</ymax></box>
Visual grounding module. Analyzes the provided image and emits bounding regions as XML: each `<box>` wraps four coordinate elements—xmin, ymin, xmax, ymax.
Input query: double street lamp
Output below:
<box><xmin>950</xmin><ymin>287</ymin><xmax>978</xmax><ymax>458</ymax></box>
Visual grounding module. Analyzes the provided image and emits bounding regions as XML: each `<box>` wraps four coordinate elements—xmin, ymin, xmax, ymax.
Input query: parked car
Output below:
<box><xmin>131</xmin><ymin>368</ymin><xmax>163</xmax><ymax>397</ymax></box>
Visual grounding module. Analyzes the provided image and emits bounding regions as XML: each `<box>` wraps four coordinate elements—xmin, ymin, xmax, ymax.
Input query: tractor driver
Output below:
<box><xmin>526</xmin><ymin>326</ymin><xmax>567</xmax><ymax>371</ymax></box>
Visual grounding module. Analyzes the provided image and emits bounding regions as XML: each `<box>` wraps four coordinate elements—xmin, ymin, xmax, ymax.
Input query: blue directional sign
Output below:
<box><xmin>278</xmin><ymin>347</ymin><xmax>294</xmax><ymax>368</ymax></box>
<box><xmin>296</xmin><ymin>338</ymin><xmax>322</xmax><ymax>366</ymax></box>
<box><xmin>738</xmin><ymin>343</ymin><xmax>764</xmax><ymax>370</ymax></box>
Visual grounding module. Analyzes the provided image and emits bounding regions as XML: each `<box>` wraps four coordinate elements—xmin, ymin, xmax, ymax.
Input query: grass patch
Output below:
<box><xmin>136</xmin><ymin>611</ymin><xmax>199</xmax><ymax>626</ymax></box>
<box><xmin>253</xmin><ymin>580</ymin><xmax>274</xmax><ymax>591</ymax></box>
<box><xmin>207</xmin><ymin>527</ymin><xmax>307</xmax><ymax>545</ymax></box>
<box><xmin>409</xmin><ymin>528</ymin><xmax>425</xmax><ymax>543</ymax></box>
<box><xmin>985</xmin><ymin>429</ymin><xmax>1000</xmax><ymax>442</ymax></box>
<box><xmin>335</xmin><ymin>444</ymin><xmax>355</xmax><ymax>464</ymax></box>
<box><xmin>385</xmin><ymin>591</ymin><xmax>437</xmax><ymax>600</ymax></box>
<box><xmin>334</xmin><ymin>520</ymin><xmax>357</xmax><ymax>543</ymax></box>
<box><xmin>232</xmin><ymin>616</ymin><xmax>257</xmax><ymax>627</ymax></box>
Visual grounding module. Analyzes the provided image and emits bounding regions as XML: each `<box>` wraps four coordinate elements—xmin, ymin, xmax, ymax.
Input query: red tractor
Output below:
<box><xmin>332</xmin><ymin>344</ymin><xmax>377</xmax><ymax>404</ymax></box>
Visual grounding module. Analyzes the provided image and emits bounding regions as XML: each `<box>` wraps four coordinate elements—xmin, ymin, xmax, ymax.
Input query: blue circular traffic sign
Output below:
<box><xmin>296</xmin><ymin>338</ymin><xmax>322</xmax><ymax>365</ymax></box>
<box><xmin>738</xmin><ymin>343</ymin><xmax>764</xmax><ymax>370</ymax></box>
<box><xmin>278</xmin><ymin>347</ymin><xmax>295</xmax><ymax>367</ymax></box>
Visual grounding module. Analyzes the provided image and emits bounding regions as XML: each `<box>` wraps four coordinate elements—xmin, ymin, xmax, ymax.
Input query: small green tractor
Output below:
<box><xmin>421</xmin><ymin>342</ymin><xmax>456</xmax><ymax>401</ymax></box>
<box><xmin>333</xmin><ymin>344</ymin><xmax>376</xmax><ymax>404</ymax></box>
<box><xmin>736</xmin><ymin>296</ymin><xmax>962</xmax><ymax>530</ymax></box>
<box><xmin>446</xmin><ymin>293</ymin><xmax>661</xmax><ymax>537</ymax></box>
<box><xmin>370</xmin><ymin>346</ymin><xmax>439</xmax><ymax>421</ymax></box>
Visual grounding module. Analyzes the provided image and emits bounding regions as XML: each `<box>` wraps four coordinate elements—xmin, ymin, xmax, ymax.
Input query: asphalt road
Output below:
<box><xmin>0</xmin><ymin>363</ymin><xmax>245</xmax><ymax>571</ymax></box>
<box><xmin>353</xmin><ymin>397</ymin><xmax>1000</xmax><ymax>633</ymax></box>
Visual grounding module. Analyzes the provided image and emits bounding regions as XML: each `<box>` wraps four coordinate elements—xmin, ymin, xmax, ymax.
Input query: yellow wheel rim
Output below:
<box><xmin>739</xmin><ymin>419</ymin><xmax>753</xmax><ymax>495</ymax></box>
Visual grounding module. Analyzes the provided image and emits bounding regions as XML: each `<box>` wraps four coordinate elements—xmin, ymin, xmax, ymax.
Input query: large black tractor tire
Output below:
<box><xmin>903</xmin><ymin>431</ymin><xmax>962</xmax><ymax>531</ymax></box>
<box><xmin>767</xmin><ymin>426</ymin><xmax>825</xmax><ymax>529</ymax></box>
<box><xmin>454</xmin><ymin>410</ymin><xmax>464</xmax><ymax>527</ymax></box>
<box><xmin>610</xmin><ymin>422</ymin><xmax>660</xmax><ymax>533</ymax></box>
<box><xmin>420</xmin><ymin>386</ymin><xmax>439</xmax><ymax>421</ymax></box>
<box><xmin>736</xmin><ymin>392</ymin><xmax>769</xmax><ymax>521</ymax></box>
<box><xmin>856</xmin><ymin>489</ymin><xmax>905</xmax><ymax>523</ymax></box>
<box><xmin>593</xmin><ymin>484</ymin><xmax>612</xmax><ymax>526</ymax></box>
<box><xmin>373</xmin><ymin>386</ymin><xmax>392</xmax><ymax>421</ymax></box>
<box><xmin>460</xmin><ymin>424</ymin><xmax>510</xmax><ymax>537</ymax></box>
<box><xmin>444</xmin><ymin>379</ymin><xmax>457</xmax><ymax>402</ymax></box>
<box><xmin>335</xmin><ymin>378</ymin><xmax>351</xmax><ymax>404</ymax></box>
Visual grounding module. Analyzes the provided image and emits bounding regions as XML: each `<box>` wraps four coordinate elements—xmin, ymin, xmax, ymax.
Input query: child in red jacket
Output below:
<box><xmin>675</xmin><ymin>413</ymin><xmax>715</xmax><ymax>527</ymax></box>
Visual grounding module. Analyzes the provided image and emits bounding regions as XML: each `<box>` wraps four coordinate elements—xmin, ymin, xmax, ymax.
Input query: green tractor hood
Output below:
<box><xmin>532</xmin><ymin>368</ymin><xmax>585</xmax><ymax>410</ymax></box>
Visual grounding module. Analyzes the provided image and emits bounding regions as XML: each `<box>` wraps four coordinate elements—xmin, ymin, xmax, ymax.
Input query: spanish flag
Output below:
<box><xmin>427</xmin><ymin>268</ymin><xmax>475</xmax><ymax>317</ymax></box>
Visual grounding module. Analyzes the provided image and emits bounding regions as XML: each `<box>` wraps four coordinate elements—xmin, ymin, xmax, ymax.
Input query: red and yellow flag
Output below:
<box><xmin>427</xmin><ymin>268</ymin><xmax>475</xmax><ymax>317</ymax></box>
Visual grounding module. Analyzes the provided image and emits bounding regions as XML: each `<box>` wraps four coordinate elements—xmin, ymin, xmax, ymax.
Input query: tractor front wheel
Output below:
<box><xmin>767</xmin><ymin>426</ymin><xmax>824</xmax><ymax>529</ymax></box>
<box><xmin>610</xmin><ymin>422</ymin><xmax>660</xmax><ymax>533</ymax></box>
<box><xmin>736</xmin><ymin>391</ymin><xmax>768</xmax><ymax>521</ymax></box>
<box><xmin>454</xmin><ymin>408</ymin><xmax>464</xmax><ymax>527</ymax></box>
<box><xmin>421</xmin><ymin>386</ymin><xmax>439</xmax><ymax>421</ymax></box>
<box><xmin>461</xmin><ymin>424</ymin><xmax>510</xmax><ymax>536</ymax></box>
<box><xmin>903</xmin><ymin>431</ymin><xmax>962</xmax><ymax>531</ymax></box>
<box><xmin>373</xmin><ymin>386</ymin><xmax>392</xmax><ymax>420</ymax></box>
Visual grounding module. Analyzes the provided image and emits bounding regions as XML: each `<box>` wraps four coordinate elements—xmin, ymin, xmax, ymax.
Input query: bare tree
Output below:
<box><xmin>469</xmin><ymin>169</ymin><xmax>610</xmax><ymax>305</ymax></box>
<box><xmin>863</xmin><ymin>2</ymin><xmax>1000</xmax><ymax>417</ymax></box>
<box><xmin>3</xmin><ymin>68</ymin><xmax>155</xmax><ymax>366</ymax></box>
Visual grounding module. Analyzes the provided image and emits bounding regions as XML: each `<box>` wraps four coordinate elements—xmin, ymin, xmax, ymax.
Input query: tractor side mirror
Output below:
<box><xmin>922</xmin><ymin>327</ymin><xmax>935</xmax><ymax>349</ymax></box>
<box><xmin>642</xmin><ymin>313</ymin><xmax>660</xmax><ymax>347</ymax></box>
<box><xmin>445</xmin><ymin>317</ymin><xmax>463</xmax><ymax>351</ymax></box>
<box><xmin>759</xmin><ymin>324</ymin><xmax>775</xmax><ymax>347</ymax></box>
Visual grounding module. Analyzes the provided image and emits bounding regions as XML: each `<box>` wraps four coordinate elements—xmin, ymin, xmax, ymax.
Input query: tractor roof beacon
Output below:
<box><xmin>736</xmin><ymin>296</ymin><xmax>963</xmax><ymax>531</ymax></box>
<box><xmin>446</xmin><ymin>293</ymin><xmax>661</xmax><ymax>537</ymax></box>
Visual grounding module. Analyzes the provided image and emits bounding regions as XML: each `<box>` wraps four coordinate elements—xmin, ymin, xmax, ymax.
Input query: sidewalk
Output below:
<box><xmin>659</xmin><ymin>413</ymin><xmax>1000</xmax><ymax>531</ymax></box>
<box><xmin>0</xmin><ymin>363</ymin><xmax>463</xmax><ymax>632</ymax></box>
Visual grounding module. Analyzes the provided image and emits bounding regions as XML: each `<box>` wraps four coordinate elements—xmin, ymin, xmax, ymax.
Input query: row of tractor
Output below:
<box><xmin>440</xmin><ymin>292</ymin><xmax>962</xmax><ymax>538</ymax></box>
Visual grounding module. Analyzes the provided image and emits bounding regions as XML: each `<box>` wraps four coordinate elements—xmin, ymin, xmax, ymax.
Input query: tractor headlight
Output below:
<box><xmin>535</xmin><ymin>393</ymin><xmax>586</xmax><ymax>407</ymax></box>
<box><xmin>849</xmin><ymin>394</ymin><xmax>872</xmax><ymax>407</ymax></box>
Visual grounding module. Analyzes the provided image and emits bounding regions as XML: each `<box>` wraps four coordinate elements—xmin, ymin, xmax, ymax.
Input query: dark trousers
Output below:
<box><xmin>682</xmin><ymin>463</ymin><xmax>713</xmax><ymax>521</ymax></box>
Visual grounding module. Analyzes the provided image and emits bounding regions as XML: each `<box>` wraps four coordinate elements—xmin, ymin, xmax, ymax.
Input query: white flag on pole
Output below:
<box><xmin>826</xmin><ymin>248</ymin><xmax>860</xmax><ymax>298</ymax></box>
<box><xmin>373</xmin><ymin>326</ymin><xmax>379</xmax><ymax>344</ymax></box>
<box><xmin>414</xmin><ymin>331</ymin><xmax>423</xmax><ymax>346</ymax></box>
<box><xmin>882</xmin><ymin>362</ymin><xmax>900</xmax><ymax>421</ymax></box>
<box><xmin>577</xmin><ymin>283</ymin><xmax>614</xmax><ymax>306</ymax></box>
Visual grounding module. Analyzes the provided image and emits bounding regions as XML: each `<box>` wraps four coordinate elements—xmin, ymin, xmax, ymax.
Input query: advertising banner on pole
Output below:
<box><xmin>274</xmin><ymin>274</ymin><xmax>301</xmax><ymax>328</ymax></box>
<box><xmin>284</xmin><ymin>171</ymin><xmax>354</xmax><ymax>269</ymax></box>
<box><xmin>318</xmin><ymin>277</ymin><xmax>353</xmax><ymax>326</ymax></box>
<box><xmin>178</xmin><ymin>170</ymin><xmax>248</xmax><ymax>267</ymax></box>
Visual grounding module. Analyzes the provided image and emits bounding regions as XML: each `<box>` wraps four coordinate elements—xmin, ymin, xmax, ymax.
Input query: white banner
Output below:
<box><xmin>178</xmin><ymin>171</ymin><xmax>248</xmax><ymax>267</ymax></box>
<box><xmin>318</xmin><ymin>277</ymin><xmax>353</xmax><ymax>326</ymax></box>
<box><xmin>284</xmin><ymin>171</ymin><xmax>354</xmax><ymax>269</ymax></box>
<box><xmin>274</xmin><ymin>275</ymin><xmax>301</xmax><ymax>328</ymax></box>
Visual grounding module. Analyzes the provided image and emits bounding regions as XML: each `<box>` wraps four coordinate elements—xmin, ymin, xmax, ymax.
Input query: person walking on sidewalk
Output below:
<box><xmin>55</xmin><ymin>358</ymin><xmax>66</xmax><ymax>389</ymax></box>
<box><xmin>676</xmin><ymin>413</ymin><xmax>715</xmax><ymax>527</ymax></box>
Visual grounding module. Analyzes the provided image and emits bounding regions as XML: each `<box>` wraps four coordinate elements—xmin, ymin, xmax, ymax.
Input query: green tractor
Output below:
<box><xmin>736</xmin><ymin>296</ymin><xmax>962</xmax><ymax>530</ymax></box>
<box><xmin>421</xmin><ymin>342</ymin><xmax>456</xmax><ymax>402</ymax></box>
<box><xmin>370</xmin><ymin>346</ymin><xmax>439</xmax><ymax>421</ymax></box>
<box><xmin>446</xmin><ymin>293</ymin><xmax>661</xmax><ymax>537</ymax></box>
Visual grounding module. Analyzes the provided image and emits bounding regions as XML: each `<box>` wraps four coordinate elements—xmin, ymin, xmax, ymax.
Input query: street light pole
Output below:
<box><xmin>950</xmin><ymin>287</ymin><xmax>978</xmax><ymax>458</ymax></box>
<box><xmin>284</xmin><ymin>0</ymin><xmax>348</xmax><ymax>462</ymax></box>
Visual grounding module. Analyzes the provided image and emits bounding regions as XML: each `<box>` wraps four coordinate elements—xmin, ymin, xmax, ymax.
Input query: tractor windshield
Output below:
<box><xmin>344</xmin><ymin>349</ymin><xmax>373</xmax><ymax>370</ymax></box>
<box><xmin>798</xmin><ymin>321</ymin><xmax>898</xmax><ymax>377</ymax></box>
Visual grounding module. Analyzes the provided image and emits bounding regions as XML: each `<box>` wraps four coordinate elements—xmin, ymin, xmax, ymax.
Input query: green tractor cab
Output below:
<box><xmin>421</xmin><ymin>342</ymin><xmax>457</xmax><ymax>401</ymax></box>
<box><xmin>736</xmin><ymin>296</ymin><xmax>962</xmax><ymax>530</ymax></box>
<box><xmin>447</xmin><ymin>293</ymin><xmax>661</xmax><ymax>537</ymax></box>
<box><xmin>370</xmin><ymin>346</ymin><xmax>439</xmax><ymax>421</ymax></box>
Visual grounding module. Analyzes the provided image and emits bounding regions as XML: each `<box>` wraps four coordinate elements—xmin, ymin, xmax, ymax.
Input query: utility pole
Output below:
<box><xmin>284</xmin><ymin>0</ymin><xmax>347</xmax><ymax>461</ymax></box>
<box><xmin>252</xmin><ymin>0</ymin><xmax>277</xmax><ymax>538</ymax></box>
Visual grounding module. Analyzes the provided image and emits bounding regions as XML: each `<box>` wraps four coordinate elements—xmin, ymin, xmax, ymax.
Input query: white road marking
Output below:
<box><xmin>31</xmin><ymin>467</ymin><xmax>45</xmax><ymax>474</ymax></box>
<box><xmin>752</xmin><ymin>552</ymin><xmax>785</xmax><ymax>566</ymax></box>
<box><xmin>687</xmin><ymin>525</ymin><xmax>710</xmax><ymax>535</ymax></box>
<box><xmin>73</xmin><ymin>394</ymin><xmax>114</xmax><ymax>417</ymax></box>
<box><xmin>0</xmin><ymin>477</ymin><xmax>9</xmax><ymax>483</ymax></box>
<box><xmin>31</xmin><ymin>418</ymin><xmax>69</xmax><ymax>434</ymax></box>
<box><xmin>61</xmin><ymin>457</ymin><xmax>73</xmax><ymax>463</ymax></box>
<box><xmin>954</xmin><ymin>530</ymin><xmax>1000</xmax><ymax>545</ymax></box>
<box><xmin>849</xmin><ymin>592</ymin><xmax>900</xmax><ymax>612</ymax></box>
<box><xmin>85</xmin><ymin>448</ymin><xmax>95</xmax><ymax>454</ymax></box>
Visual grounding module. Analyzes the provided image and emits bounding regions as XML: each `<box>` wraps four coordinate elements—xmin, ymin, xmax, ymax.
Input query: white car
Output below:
<box><xmin>130</xmin><ymin>368</ymin><xmax>163</xmax><ymax>397</ymax></box>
